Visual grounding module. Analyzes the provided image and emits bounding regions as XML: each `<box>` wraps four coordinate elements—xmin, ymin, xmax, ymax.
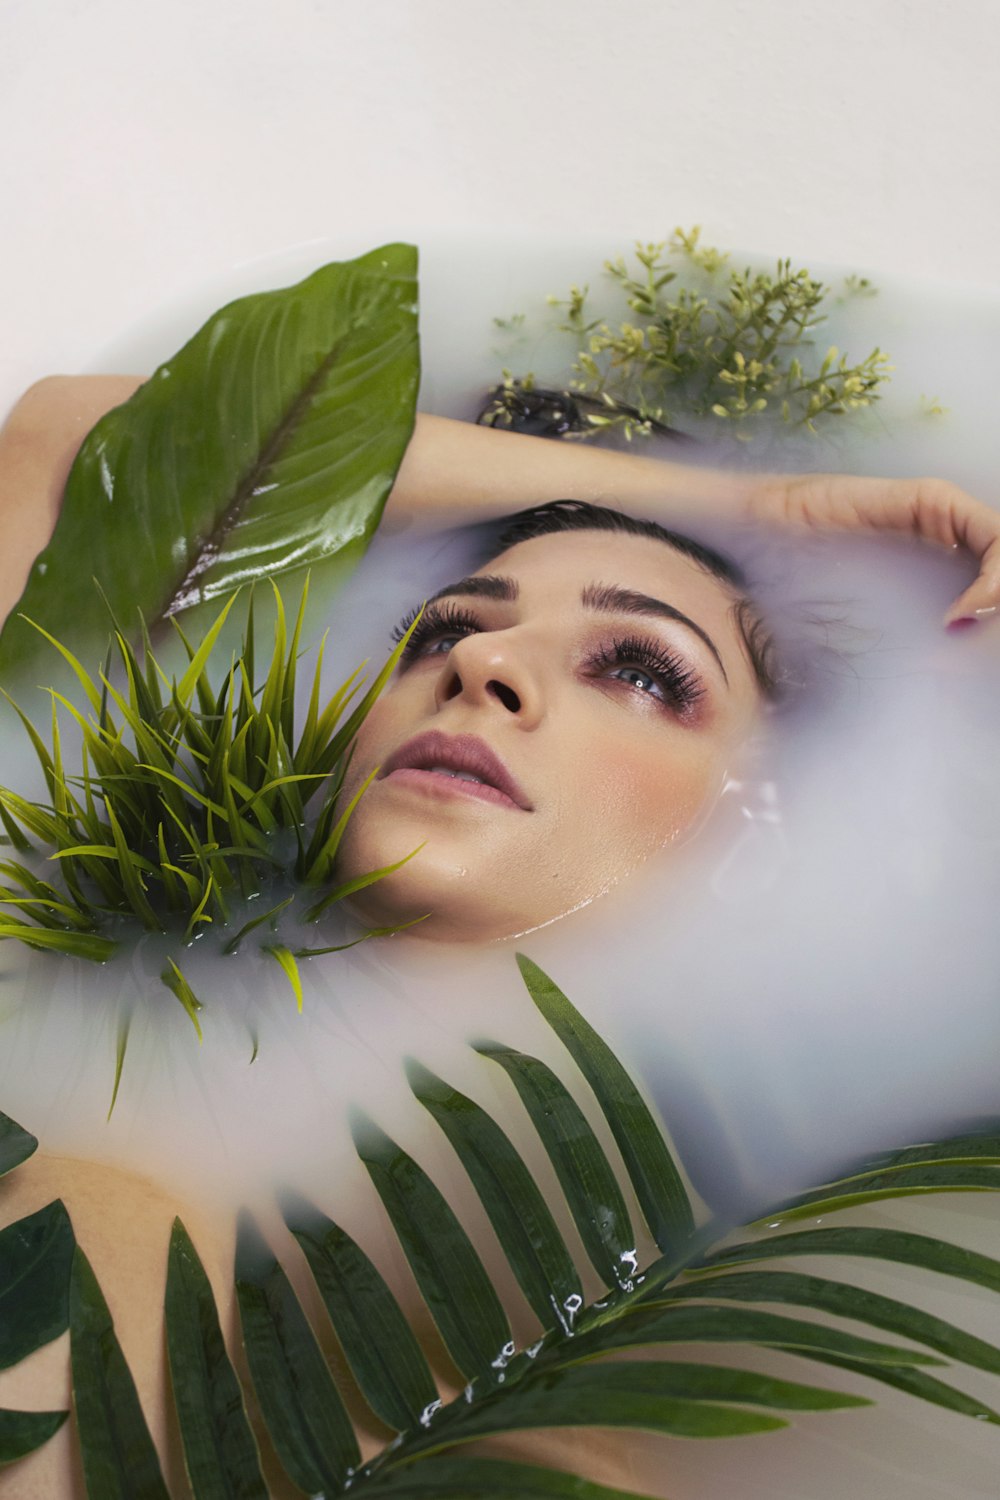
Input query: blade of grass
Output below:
<box><xmin>262</xmin><ymin>946</ymin><xmax>303</xmax><ymax>1012</ymax></box>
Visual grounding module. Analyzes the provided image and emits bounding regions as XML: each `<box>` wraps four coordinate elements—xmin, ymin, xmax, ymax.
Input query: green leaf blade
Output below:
<box><xmin>234</xmin><ymin>1214</ymin><xmax>360</xmax><ymax>1496</ymax></box>
<box><xmin>359</xmin><ymin>1454</ymin><xmax>658</xmax><ymax>1499</ymax></box>
<box><xmin>0</xmin><ymin>244</ymin><xmax>419</xmax><ymax>682</ymax></box>
<box><xmin>516</xmin><ymin>955</ymin><xmax>695</xmax><ymax>1256</ymax></box>
<box><xmin>0</xmin><ymin>1111</ymin><xmax>38</xmax><ymax>1179</ymax></box>
<box><xmin>0</xmin><ymin>1200</ymin><xmax>75</xmax><ymax>1370</ymax></box>
<box><xmin>285</xmin><ymin>1198</ymin><xmax>439</xmax><ymax>1435</ymax></box>
<box><xmin>475</xmin><ymin>1041</ymin><xmax>637</xmax><ymax>1291</ymax></box>
<box><xmin>353</xmin><ymin>1114</ymin><xmax>514</xmax><ymax>1381</ymax></box>
<box><xmin>0</xmin><ymin>1407</ymin><xmax>68</xmax><ymax>1466</ymax></box>
<box><xmin>69</xmin><ymin>1248</ymin><xmax>169</xmax><ymax>1500</ymax></box>
<box><xmin>165</xmin><ymin>1218</ymin><xmax>267</xmax><ymax>1500</ymax></box>
<box><xmin>407</xmin><ymin>1060</ymin><xmax>584</xmax><ymax>1336</ymax></box>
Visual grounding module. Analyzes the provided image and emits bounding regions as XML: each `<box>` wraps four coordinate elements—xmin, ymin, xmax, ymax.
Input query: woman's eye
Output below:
<box><xmin>423</xmin><ymin>634</ymin><xmax>464</xmax><ymax>656</ymax></box>
<box><xmin>610</xmin><ymin>665</ymin><xmax>659</xmax><ymax>696</ymax></box>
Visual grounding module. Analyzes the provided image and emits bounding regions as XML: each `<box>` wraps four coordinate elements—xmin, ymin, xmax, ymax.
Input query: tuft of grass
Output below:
<box><xmin>0</xmin><ymin>580</ymin><xmax>418</xmax><ymax>1044</ymax></box>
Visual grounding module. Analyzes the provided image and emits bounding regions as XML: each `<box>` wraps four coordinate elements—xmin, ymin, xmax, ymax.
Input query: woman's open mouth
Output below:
<box><xmin>379</xmin><ymin>731</ymin><xmax>532</xmax><ymax>811</ymax></box>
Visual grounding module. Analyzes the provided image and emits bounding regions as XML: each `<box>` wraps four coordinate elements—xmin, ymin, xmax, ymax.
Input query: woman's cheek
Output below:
<box><xmin>587</xmin><ymin>737</ymin><xmax>721</xmax><ymax>865</ymax></box>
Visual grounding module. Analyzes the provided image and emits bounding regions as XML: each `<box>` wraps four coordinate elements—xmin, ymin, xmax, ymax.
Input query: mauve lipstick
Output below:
<box><xmin>379</xmin><ymin>731</ymin><xmax>532</xmax><ymax>810</ymax></box>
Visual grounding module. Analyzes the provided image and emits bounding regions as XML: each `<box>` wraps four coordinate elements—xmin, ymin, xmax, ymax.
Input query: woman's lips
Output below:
<box><xmin>379</xmin><ymin>731</ymin><xmax>532</xmax><ymax>811</ymax></box>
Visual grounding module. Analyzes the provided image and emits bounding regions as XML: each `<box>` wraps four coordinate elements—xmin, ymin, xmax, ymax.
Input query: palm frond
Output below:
<box><xmin>2</xmin><ymin>961</ymin><xmax>999</xmax><ymax>1498</ymax></box>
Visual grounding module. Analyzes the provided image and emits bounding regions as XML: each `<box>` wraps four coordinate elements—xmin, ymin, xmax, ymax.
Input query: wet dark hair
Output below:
<box><xmin>494</xmin><ymin>499</ymin><xmax>778</xmax><ymax>697</ymax></box>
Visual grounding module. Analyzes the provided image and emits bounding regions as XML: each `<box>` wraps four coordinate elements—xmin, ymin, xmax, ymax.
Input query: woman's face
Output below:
<box><xmin>334</xmin><ymin>529</ymin><xmax>762</xmax><ymax>942</ymax></box>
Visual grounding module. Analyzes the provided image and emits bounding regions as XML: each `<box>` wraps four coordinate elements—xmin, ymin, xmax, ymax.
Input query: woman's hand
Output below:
<box><xmin>748</xmin><ymin>469</ymin><xmax>1000</xmax><ymax>627</ymax></box>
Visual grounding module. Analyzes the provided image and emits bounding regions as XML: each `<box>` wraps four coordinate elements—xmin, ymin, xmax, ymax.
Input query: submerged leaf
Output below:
<box><xmin>0</xmin><ymin>244</ymin><xmax>419</xmax><ymax>681</ymax></box>
<box><xmin>0</xmin><ymin>1111</ymin><xmax>37</xmax><ymax>1179</ymax></box>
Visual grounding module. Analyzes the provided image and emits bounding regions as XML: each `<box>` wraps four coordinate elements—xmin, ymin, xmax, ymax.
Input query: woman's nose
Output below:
<box><xmin>433</xmin><ymin>631</ymin><xmax>544</xmax><ymax>725</ymax></box>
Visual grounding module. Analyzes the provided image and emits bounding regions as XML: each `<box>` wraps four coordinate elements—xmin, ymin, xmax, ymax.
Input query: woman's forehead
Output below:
<box><xmin>477</xmin><ymin>530</ymin><xmax>740</xmax><ymax>620</ymax></box>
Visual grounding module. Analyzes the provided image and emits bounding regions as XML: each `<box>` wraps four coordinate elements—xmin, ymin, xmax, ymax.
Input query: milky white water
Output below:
<box><xmin>0</xmin><ymin>242</ymin><xmax>998</xmax><ymax>1497</ymax></box>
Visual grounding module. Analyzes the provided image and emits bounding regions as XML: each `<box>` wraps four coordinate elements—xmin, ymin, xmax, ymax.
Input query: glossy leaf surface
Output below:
<box><xmin>0</xmin><ymin>244</ymin><xmax>419</xmax><ymax>681</ymax></box>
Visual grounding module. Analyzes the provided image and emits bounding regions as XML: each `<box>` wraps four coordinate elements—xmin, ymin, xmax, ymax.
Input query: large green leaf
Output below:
<box><xmin>0</xmin><ymin>243</ymin><xmax>419</xmax><ymax>681</ymax></box>
<box><xmin>0</xmin><ymin>1111</ymin><xmax>37</xmax><ymax>1178</ymax></box>
<box><xmin>665</xmin><ymin>1268</ymin><xmax>1000</xmax><ymax>1376</ymax></box>
<box><xmin>165</xmin><ymin>1218</ymin><xmax>267</xmax><ymax>1499</ymax></box>
<box><xmin>697</xmin><ymin>1225</ymin><xmax>1000</xmax><ymax>1291</ymax></box>
<box><xmin>69</xmin><ymin>1248</ymin><xmax>169</xmax><ymax>1500</ymax></box>
<box><xmin>392</xmin><ymin>1362</ymin><xmax>822</xmax><ymax>1461</ymax></box>
<box><xmin>0</xmin><ymin>1200</ymin><xmax>74</xmax><ymax>1369</ymax></box>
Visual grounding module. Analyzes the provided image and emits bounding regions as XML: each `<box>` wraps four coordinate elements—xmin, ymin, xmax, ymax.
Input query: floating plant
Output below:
<box><xmin>482</xmin><ymin>227</ymin><xmax>892</xmax><ymax>442</ymax></box>
<box><xmin>0</xmin><ymin>579</ymin><xmax>419</xmax><ymax>1039</ymax></box>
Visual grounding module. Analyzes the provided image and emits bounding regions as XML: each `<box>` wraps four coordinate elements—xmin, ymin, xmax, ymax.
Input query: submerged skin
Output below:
<box><xmin>337</xmin><ymin>529</ymin><xmax>761</xmax><ymax>941</ymax></box>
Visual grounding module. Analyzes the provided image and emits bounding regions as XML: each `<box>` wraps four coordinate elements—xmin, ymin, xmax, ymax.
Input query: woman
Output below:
<box><xmin>0</xmin><ymin>377</ymin><xmax>998</xmax><ymax>1497</ymax></box>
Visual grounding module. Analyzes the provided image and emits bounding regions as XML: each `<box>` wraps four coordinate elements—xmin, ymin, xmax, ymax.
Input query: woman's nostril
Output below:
<box><xmin>488</xmin><ymin>680</ymin><xmax>521</xmax><ymax>713</ymax></box>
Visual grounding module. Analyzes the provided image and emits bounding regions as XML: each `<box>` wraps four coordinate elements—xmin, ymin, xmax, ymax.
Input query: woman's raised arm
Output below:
<box><xmin>3</xmin><ymin>377</ymin><xmax>999</xmax><ymax>629</ymax></box>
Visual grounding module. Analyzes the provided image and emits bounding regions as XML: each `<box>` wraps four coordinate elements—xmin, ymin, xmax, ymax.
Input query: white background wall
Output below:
<box><xmin>2</xmin><ymin>0</ymin><xmax>998</xmax><ymax>408</ymax></box>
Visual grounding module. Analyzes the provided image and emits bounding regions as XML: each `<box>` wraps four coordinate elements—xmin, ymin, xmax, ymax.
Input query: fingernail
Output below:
<box><xmin>947</xmin><ymin>616</ymin><xmax>979</xmax><ymax>633</ymax></box>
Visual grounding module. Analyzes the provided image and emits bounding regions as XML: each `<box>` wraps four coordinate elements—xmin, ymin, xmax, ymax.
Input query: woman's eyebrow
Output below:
<box><xmin>426</xmin><ymin>574</ymin><xmax>519</xmax><ymax>604</ymax></box>
<box><xmin>582</xmin><ymin>582</ymin><xmax>729</xmax><ymax>685</ymax></box>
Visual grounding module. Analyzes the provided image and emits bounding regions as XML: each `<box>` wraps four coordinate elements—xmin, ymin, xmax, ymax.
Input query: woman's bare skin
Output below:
<box><xmin>1</xmin><ymin>378</ymin><xmax>999</xmax><ymax>1495</ymax></box>
<box><xmin>2</xmin><ymin>376</ymin><xmax>1000</xmax><ymax>630</ymax></box>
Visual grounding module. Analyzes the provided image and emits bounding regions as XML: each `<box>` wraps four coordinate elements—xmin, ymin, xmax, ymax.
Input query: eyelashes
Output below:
<box><xmin>392</xmin><ymin>602</ymin><xmax>480</xmax><ymax>660</ymax></box>
<box><xmin>391</xmin><ymin>603</ymin><xmax>706</xmax><ymax>715</ymax></box>
<box><xmin>588</xmin><ymin>635</ymin><xmax>705</xmax><ymax>714</ymax></box>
